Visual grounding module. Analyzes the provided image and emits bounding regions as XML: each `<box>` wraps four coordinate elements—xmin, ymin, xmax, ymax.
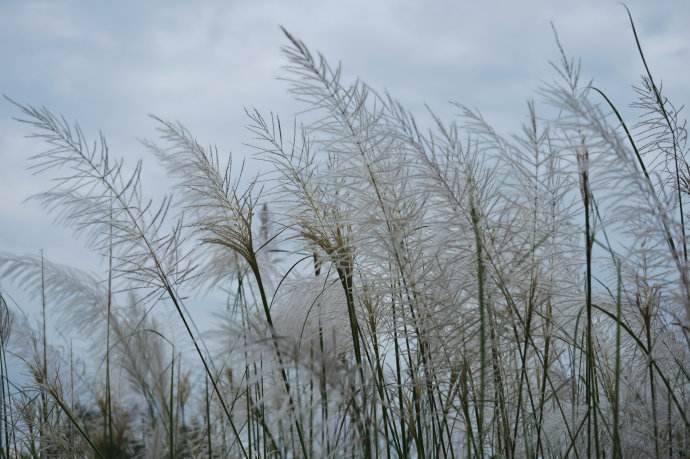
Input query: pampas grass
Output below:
<box><xmin>1</xmin><ymin>8</ymin><xmax>689</xmax><ymax>458</ymax></box>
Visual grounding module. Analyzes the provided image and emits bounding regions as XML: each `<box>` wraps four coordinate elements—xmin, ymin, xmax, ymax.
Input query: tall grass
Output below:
<box><xmin>0</xmin><ymin>9</ymin><xmax>689</xmax><ymax>458</ymax></box>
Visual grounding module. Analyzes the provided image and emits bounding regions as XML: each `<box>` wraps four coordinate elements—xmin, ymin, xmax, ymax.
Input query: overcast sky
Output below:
<box><xmin>1</xmin><ymin>0</ymin><xmax>689</xmax><ymax>324</ymax></box>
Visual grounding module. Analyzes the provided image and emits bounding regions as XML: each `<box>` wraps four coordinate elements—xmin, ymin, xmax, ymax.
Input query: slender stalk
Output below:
<box><xmin>0</xmin><ymin>297</ymin><xmax>8</xmax><ymax>459</ymax></box>
<box><xmin>579</xmin><ymin>144</ymin><xmax>601</xmax><ymax>458</ymax></box>
<box><xmin>204</xmin><ymin>374</ymin><xmax>212</xmax><ymax>459</ymax></box>
<box><xmin>612</xmin><ymin>262</ymin><xmax>622</xmax><ymax>459</ymax></box>
<box><xmin>40</xmin><ymin>250</ymin><xmax>48</xmax><ymax>459</ymax></box>
<box><xmin>169</xmin><ymin>349</ymin><xmax>175</xmax><ymax>459</ymax></box>
<box><xmin>470</xmin><ymin>199</ymin><xmax>487</xmax><ymax>459</ymax></box>
<box><xmin>105</xmin><ymin>195</ymin><xmax>114</xmax><ymax>448</ymax></box>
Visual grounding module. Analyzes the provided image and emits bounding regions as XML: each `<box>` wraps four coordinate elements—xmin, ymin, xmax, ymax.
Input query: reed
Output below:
<box><xmin>0</xmin><ymin>7</ymin><xmax>688</xmax><ymax>458</ymax></box>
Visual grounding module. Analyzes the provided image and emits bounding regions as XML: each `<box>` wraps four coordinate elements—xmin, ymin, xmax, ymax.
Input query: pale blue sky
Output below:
<box><xmin>1</xmin><ymin>0</ymin><xmax>689</xmax><ymax>324</ymax></box>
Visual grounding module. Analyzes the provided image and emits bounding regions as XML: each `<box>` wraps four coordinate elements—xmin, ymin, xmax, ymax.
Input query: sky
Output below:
<box><xmin>1</xmin><ymin>0</ymin><xmax>690</xmax><ymax>331</ymax></box>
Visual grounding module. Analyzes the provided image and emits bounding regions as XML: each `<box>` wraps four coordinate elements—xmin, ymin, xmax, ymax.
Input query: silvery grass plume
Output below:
<box><xmin>0</xmin><ymin>253</ymin><xmax>198</xmax><ymax>457</ymax></box>
<box><xmin>4</xmin><ymin>96</ymin><xmax>251</xmax><ymax>456</ymax></box>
